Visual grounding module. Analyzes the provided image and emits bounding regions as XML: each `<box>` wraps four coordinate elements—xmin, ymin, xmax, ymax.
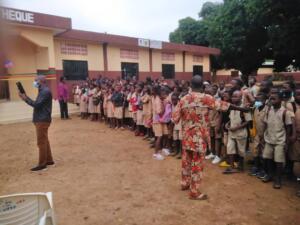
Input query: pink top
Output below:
<box><xmin>57</xmin><ymin>82</ymin><xmax>68</xmax><ymax>101</ymax></box>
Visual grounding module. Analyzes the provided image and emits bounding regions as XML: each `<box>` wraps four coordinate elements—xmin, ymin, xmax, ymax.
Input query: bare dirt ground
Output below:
<box><xmin>0</xmin><ymin>116</ymin><xmax>300</xmax><ymax>225</ymax></box>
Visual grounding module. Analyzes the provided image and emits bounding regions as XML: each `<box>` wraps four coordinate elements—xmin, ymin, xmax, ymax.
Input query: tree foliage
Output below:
<box><xmin>169</xmin><ymin>0</ymin><xmax>300</xmax><ymax>80</ymax></box>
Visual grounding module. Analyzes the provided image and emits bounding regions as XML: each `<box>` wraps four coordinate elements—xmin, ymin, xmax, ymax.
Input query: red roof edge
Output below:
<box><xmin>55</xmin><ymin>29</ymin><xmax>220</xmax><ymax>55</ymax></box>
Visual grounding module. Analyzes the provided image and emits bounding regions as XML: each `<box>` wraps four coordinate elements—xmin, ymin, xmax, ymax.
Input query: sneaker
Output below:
<box><xmin>262</xmin><ymin>174</ymin><xmax>272</xmax><ymax>183</ymax></box>
<box><xmin>219</xmin><ymin>161</ymin><xmax>231</xmax><ymax>167</ymax></box>
<box><xmin>205</xmin><ymin>153</ymin><xmax>215</xmax><ymax>160</ymax></box>
<box><xmin>162</xmin><ymin>148</ymin><xmax>171</xmax><ymax>156</ymax></box>
<box><xmin>212</xmin><ymin>156</ymin><xmax>221</xmax><ymax>164</ymax></box>
<box><xmin>30</xmin><ymin>165</ymin><xmax>47</xmax><ymax>171</ymax></box>
<box><xmin>249</xmin><ymin>167</ymin><xmax>258</xmax><ymax>176</ymax></box>
<box><xmin>153</xmin><ymin>153</ymin><xmax>164</xmax><ymax>160</ymax></box>
<box><xmin>256</xmin><ymin>170</ymin><xmax>265</xmax><ymax>179</ymax></box>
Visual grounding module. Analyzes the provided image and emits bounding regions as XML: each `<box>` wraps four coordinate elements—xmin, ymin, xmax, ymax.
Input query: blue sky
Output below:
<box><xmin>3</xmin><ymin>0</ymin><xmax>222</xmax><ymax>41</ymax></box>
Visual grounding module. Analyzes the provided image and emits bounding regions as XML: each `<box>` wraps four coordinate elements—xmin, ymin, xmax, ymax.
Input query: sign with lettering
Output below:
<box><xmin>138</xmin><ymin>38</ymin><xmax>150</xmax><ymax>48</ymax></box>
<box><xmin>150</xmin><ymin>40</ymin><xmax>162</xmax><ymax>49</ymax></box>
<box><xmin>1</xmin><ymin>8</ymin><xmax>34</xmax><ymax>24</ymax></box>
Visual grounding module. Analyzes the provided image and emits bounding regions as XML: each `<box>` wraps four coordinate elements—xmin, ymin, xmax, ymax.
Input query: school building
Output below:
<box><xmin>0</xmin><ymin>7</ymin><xmax>221</xmax><ymax>102</ymax></box>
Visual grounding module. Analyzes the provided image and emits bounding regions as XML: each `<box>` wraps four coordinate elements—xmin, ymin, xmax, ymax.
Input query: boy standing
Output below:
<box><xmin>223</xmin><ymin>90</ymin><xmax>252</xmax><ymax>174</ymax></box>
<box><xmin>262</xmin><ymin>89</ymin><xmax>293</xmax><ymax>189</ymax></box>
<box><xmin>250</xmin><ymin>92</ymin><xmax>268</xmax><ymax>177</ymax></box>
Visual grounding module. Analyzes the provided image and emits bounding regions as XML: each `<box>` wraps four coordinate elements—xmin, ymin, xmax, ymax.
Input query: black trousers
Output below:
<box><xmin>59</xmin><ymin>100</ymin><xmax>69</xmax><ymax>119</ymax></box>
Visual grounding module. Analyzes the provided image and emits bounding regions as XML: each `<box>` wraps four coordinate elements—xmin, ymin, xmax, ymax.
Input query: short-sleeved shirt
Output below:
<box><xmin>264</xmin><ymin>106</ymin><xmax>293</xmax><ymax>145</ymax></box>
<box><xmin>254</xmin><ymin>105</ymin><xmax>268</xmax><ymax>137</ymax></box>
<box><xmin>208</xmin><ymin>109</ymin><xmax>220</xmax><ymax>127</ymax></box>
<box><xmin>141</xmin><ymin>94</ymin><xmax>152</xmax><ymax>115</ymax></box>
<box><xmin>282</xmin><ymin>98</ymin><xmax>296</xmax><ymax>118</ymax></box>
<box><xmin>173</xmin><ymin>92</ymin><xmax>230</xmax><ymax>152</ymax></box>
<box><xmin>152</xmin><ymin>96</ymin><xmax>163</xmax><ymax>124</ymax></box>
<box><xmin>294</xmin><ymin>103</ymin><xmax>300</xmax><ymax>139</ymax></box>
<box><xmin>228</xmin><ymin>110</ymin><xmax>252</xmax><ymax>139</ymax></box>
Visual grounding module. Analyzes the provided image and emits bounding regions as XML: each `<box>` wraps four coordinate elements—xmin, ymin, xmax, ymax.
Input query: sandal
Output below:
<box><xmin>189</xmin><ymin>193</ymin><xmax>208</xmax><ymax>200</ymax></box>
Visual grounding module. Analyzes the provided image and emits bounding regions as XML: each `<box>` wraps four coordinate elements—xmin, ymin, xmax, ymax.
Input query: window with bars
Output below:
<box><xmin>60</xmin><ymin>41</ymin><xmax>88</xmax><ymax>55</ymax></box>
<box><xmin>193</xmin><ymin>55</ymin><xmax>203</xmax><ymax>63</ymax></box>
<box><xmin>162</xmin><ymin>64</ymin><xmax>175</xmax><ymax>79</ymax></box>
<box><xmin>120</xmin><ymin>49</ymin><xmax>139</xmax><ymax>59</ymax></box>
<box><xmin>162</xmin><ymin>52</ymin><xmax>175</xmax><ymax>61</ymax></box>
<box><xmin>63</xmin><ymin>60</ymin><xmax>88</xmax><ymax>80</ymax></box>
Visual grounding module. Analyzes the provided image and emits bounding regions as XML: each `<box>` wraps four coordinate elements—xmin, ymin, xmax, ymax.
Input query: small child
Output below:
<box><xmin>205</xmin><ymin>86</ymin><xmax>222</xmax><ymax>164</ymax></box>
<box><xmin>141</xmin><ymin>85</ymin><xmax>152</xmax><ymax>139</ymax></box>
<box><xmin>171</xmin><ymin>93</ymin><xmax>182</xmax><ymax>159</ymax></box>
<box><xmin>79</xmin><ymin>88</ymin><xmax>88</xmax><ymax>119</ymax></box>
<box><xmin>159</xmin><ymin>88</ymin><xmax>172</xmax><ymax>156</ymax></box>
<box><xmin>262</xmin><ymin>88</ymin><xmax>293</xmax><ymax>189</ymax></box>
<box><xmin>106</xmin><ymin>88</ymin><xmax>114</xmax><ymax>128</ymax></box>
<box><xmin>291</xmin><ymin>88</ymin><xmax>300</xmax><ymax>196</ymax></box>
<box><xmin>136</xmin><ymin>85</ymin><xmax>145</xmax><ymax>136</ymax></box>
<box><xmin>249</xmin><ymin>91</ymin><xmax>268</xmax><ymax>177</ymax></box>
<box><xmin>152</xmin><ymin>85</ymin><xmax>165</xmax><ymax>160</ymax></box>
<box><xmin>223</xmin><ymin>90</ymin><xmax>252</xmax><ymax>174</ymax></box>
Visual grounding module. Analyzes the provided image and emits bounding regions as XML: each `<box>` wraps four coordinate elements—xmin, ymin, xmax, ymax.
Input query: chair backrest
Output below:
<box><xmin>0</xmin><ymin>192</ymin><xmax>56</xmax><ymax>225</ymax></box>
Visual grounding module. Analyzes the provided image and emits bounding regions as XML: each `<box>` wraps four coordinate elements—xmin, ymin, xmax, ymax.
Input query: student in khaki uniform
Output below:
<box><xmin>152</xmin><ymin>85</ymin><xmax>166</xmax><ymax>160</ymax></box>
<box><xmin>223</xmin><ymin>90</ymin><xmax>252</xmax><ymax>174</ymax></box>
<box><xmin>141</xmin><ymin>85</ymin><xmax>152</xmax><ymax>139</ymax></box>
<box><xmin>171</xmin><ymin>93</ymin><xmax>182</xmax><ymax>158</ymax></box>
<box><xmin>249</xmin><ymin>92</ymin><xmax>268</xmax><ymax>177</ymax></box>
<box><xmin>262</xmin><ymin>89</ymin><xmax>293</xmax><ymax>189</ymax></box>
<box><xmin>205</xmin><ymin>86</ymin><xmax>222</xmax><ymax>164</ymax></box>
<box><xmin>291</xmin><ymin>89</ymin><xmax>300</xmax><ymax>197</ymax></box>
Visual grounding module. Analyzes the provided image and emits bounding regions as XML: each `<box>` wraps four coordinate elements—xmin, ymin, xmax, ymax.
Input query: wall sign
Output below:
<box><xmin>1</xmin><ymin>8</ymin><xmax>34</xmax><ymax>24</ymax></box>
<box><xmin>138</xmin><ymin>38</ymin><xmax>150</xmax><ymax>48</ymax></box>
<box><xmin>150</xmin><ymin>40</ymin><xmax>162</xmax><ymax>49</ymax></box>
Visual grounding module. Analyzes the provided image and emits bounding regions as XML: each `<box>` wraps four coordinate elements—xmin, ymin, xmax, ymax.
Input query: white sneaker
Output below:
<box><xmin>205</xmin><ymin>153</ymin><xmax>215</xmax><ymax>160</ymax></box>
<box><xmin>212</xmin><ymin>156</ymin><xmax>221</xmax><ymax>164</ymax></box>
<box><xmin>162</xmin><ymin>148</ymin><xmax>171</xmax><ymax>156</ymax></box>
<box><xmin>154</xmin><ymin>153</ymin><xmax>165</xmax><ymax>160</ymax></box>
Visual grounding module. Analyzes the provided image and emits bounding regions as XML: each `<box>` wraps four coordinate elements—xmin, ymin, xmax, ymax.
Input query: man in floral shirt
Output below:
<box><xmin>173</xmin><ymin>75</ymin><xmax>248</xmax><ymax>200</ymax></box>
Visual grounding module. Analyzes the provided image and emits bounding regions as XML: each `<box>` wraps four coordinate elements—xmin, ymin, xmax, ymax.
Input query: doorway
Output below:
<box><xmin>121</xmin><ymin>62</ymin><xmax>139</xmax><ymax>80</ymax></box>
<box><xmin>193</xmin><ymin>65</ymin><xmax>203</xmax><ymax>76</ymax></box>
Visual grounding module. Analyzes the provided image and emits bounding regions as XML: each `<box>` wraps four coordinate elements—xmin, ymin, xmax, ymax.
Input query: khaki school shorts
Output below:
<box><xmin>263</xmin><ymin>143</ymin><xmax>285</xmax><ymax>163</ymax></box>
<box><xmin>143</xmin><ymin>114</ymin><xmax>152</xmax><ymax>128</ymax></box>
<box><xmin>290</xmin><ymin>140</ymin><xmax>300</xmax><ymax>161</ymax></box>
<box><xmin>153</xmin><ymin>123</ymin><xmax>168</xmax><ymax>137</ymax></box>
<box><xmin>114</xmin><ymin>107</ymin><xmax>123</xmax><ymax>119</ymax></box>
<box><xmin>227</xmin><ymin>137</ymin><xmax>247</xmax><ymax>157</ymax></box>
<box><xmin>136</xmin><ymin>110</ymin><xmax>144</xmax><ymax>126</ymax></box>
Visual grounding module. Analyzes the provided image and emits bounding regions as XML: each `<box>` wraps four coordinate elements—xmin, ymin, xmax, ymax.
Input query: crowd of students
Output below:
<box><xmin>72</xmin><ymin>75</ymin><xmax>300</xmax><ymax>196</ymax></box>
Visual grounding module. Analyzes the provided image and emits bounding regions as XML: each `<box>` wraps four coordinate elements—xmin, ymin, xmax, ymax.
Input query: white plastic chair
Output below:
<box><xmin>0</xmin><ymin>192</ymin><xmax>56</xmax><ymax>225</ymax></box>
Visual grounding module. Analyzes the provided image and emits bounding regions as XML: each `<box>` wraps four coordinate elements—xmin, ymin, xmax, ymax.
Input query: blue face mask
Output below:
<box><xmin>33</xmin><ymin>81</ymin><xmax>39</xmax><ymax>88</ymax></box>
<box><xmin>254</xmin><ymin>101</ymin><xmax>263</xmax><ymax>108</ymax></box>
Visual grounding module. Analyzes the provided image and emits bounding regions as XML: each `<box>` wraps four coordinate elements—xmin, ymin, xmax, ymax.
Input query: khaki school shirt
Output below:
<box><xmin>294</xmin><ymin>103</ymin><xmax>300</xmax><ymax>140</ymax></box>
<box><xmin>264</xmin><ymin>106</ymin><xmax>292</xmax><ymax>145</ymax></box>
<box><xmin>254</xmin><ymin>105</ymin><xmax>268</xmax><ymax>137</ymax></box>
<box><xmin>141</xmin><ymin>94</ymin><xmax>152</xmax><ymax>115</ymax></box>
<box><xmin>229</xmin><ymin>110</ymin><xmax>252</xmax><ymax>139</ymax></box>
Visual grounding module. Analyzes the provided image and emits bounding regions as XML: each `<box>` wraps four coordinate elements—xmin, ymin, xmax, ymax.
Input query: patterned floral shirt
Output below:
<box><xmin>173</xmin><ymin>92</ymin><xmax>230</xmax><ymax>152</ymax></box>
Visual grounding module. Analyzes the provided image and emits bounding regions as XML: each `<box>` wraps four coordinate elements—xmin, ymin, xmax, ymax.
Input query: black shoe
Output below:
<box><xmin>30</xmin><ymin>165</ymin><xmax>47</xmax><ymax>171</ymax></box>
<box><xmin>273</xmin><ymin>179</ymin><xmax>282</xmax><ymax>189</ymax></box>
<box><xmin>249</xmin><ymin>167</ymin><xmax>258</xmax><ymax>176</ymax></box>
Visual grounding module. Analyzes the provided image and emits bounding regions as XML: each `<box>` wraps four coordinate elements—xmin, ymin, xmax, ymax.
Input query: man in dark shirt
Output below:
<box><xmin>19</xmin><ymin>75</ymin><xmax>54</xmax><ymax>171</ymax></box>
